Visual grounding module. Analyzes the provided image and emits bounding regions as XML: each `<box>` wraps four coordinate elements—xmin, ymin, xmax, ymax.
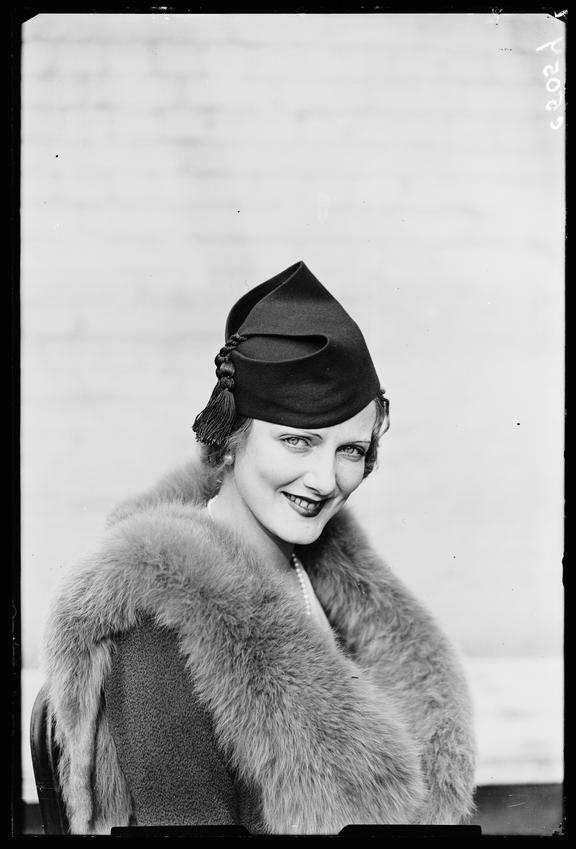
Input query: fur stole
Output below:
<box><xmin>44</xmin><ymin>458</ymin><xmax>476</xmax><ymax>834</ymax></box>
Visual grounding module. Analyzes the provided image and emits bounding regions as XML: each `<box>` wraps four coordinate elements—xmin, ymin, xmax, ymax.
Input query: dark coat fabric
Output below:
<box><xmin>104</xmin><ymin>620</ymin><xmax>263</xmax><ymax>831</ymax></box>
<box><xmin>43</xmin><ymin>458</ymin><xmax>477</xmax><ymax>835</ymax></box>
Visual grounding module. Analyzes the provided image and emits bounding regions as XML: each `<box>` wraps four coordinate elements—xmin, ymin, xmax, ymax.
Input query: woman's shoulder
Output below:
<box><xmin>106</xmin><ymin>456</ymin><xmax>219</xmax><ymax>526</ymax></box>
<box><xmin>49</xmin><ymin>459</ymin><xmax>228</xmax><ymax>606</ymax></box>
<box><xmin>47</xmin><ymin>500</ymin><xmax>216</xmax><ymax>618</ymax></box>
<box><xmin>42</xmin><ymin>465</ymin><xmax>238</xmax><ymax>677</ymax></box>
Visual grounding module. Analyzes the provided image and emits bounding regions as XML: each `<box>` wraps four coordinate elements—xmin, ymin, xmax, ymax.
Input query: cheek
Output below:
<box><xmin>336</xmin><ymin>461</ymin><xmax>366</xmax><ymax>497</ymax></box>
<box><xmin>236</xmin><ymin>442</ymin><xmax>295</xmax><ymax>495</ymax></box>
<box><xmin>251</xmin><ymin>440</ymin><xmax>306</xmax><ymax>482</ymax></box>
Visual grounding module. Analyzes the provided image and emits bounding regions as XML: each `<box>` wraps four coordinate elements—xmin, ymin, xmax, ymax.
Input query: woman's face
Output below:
<box><xmin>229</xmin><ymin>402</ymin><xmax>377</xmax><ymax>548</ymax></box>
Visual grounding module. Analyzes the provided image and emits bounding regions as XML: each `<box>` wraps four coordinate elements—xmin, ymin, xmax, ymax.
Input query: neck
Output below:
<box><xmin>208</xmin><ymin>476</ymin><xmax>295</xmax><ymax>575</ymax></box>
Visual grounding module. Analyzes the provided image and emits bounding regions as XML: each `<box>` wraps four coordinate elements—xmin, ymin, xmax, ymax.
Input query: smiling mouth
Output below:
<box><xmin>282</xmin><ymin>492</ymin><xmax>326</xmax><ymax>517</ymax></box>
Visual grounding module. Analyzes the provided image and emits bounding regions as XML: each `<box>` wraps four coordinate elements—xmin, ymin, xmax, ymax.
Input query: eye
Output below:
<box><xmin>281</xmin><ymin>435</ymin><xmax>310</xmax><ymax>450</ymax></box>
<box><xmin>338</xmin><ymin>444</ymin><xmax>367</xmax><ymax>460</ymax></box>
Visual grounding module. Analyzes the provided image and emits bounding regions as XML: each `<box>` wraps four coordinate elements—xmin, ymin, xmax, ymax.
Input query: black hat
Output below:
<box><xmin>193</xmin><ymin>261</ymin><xmax>382</xmax><ymax>445</ymax></box>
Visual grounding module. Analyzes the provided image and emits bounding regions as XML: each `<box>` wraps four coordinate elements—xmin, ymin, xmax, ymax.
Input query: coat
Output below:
<box><xmin>43</xmin><ymin>458</ymin><xmax>477</xmax><ymax>835</ymax></box>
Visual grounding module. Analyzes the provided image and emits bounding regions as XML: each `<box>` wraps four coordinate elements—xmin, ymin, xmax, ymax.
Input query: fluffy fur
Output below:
<box><xmin>44</xmin><ymin>459</ymin><xmax>476</xmax><ymax>834</ymax></box>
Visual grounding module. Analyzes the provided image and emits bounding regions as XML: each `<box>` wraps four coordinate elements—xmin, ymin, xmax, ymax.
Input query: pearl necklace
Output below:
<box><xmin>206</xmin><ymin>499</ymin><xmax>311</xmax><ymax>618</ymax></box>
<box><xmin>291</xmin><ymin>553</ymin><xmax>312</xmax><ymax>617</ymax></box>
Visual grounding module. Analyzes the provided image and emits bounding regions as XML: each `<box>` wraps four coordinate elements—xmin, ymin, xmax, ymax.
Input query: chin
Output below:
<box><xmin>279</xmin><ymin>514</ymin><xmax>334</xmax><ymax>547</ymax></box>
<box><xmin>287</xmin><ymin>527</ymin><xmax>325</xmax><ymax>546</ymax></box>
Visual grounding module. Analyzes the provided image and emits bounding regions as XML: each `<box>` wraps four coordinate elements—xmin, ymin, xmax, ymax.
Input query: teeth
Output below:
<box><xmin>285</xmin><ymin>493</ymin><xmax>322</xmax><ymax>511</ymax></box>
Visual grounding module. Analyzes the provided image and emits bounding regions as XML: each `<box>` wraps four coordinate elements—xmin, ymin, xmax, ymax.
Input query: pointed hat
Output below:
<box><xmin>193</xmin><ymin>261</ymin><xmax>382</xmax><ymax>445</ymax></box>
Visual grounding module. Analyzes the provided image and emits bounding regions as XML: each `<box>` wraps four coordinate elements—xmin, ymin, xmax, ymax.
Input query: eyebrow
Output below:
<box><xmin>280</xmin><ymin>428</ymin><xmax>371</xmax><ymax>444</ymax></box>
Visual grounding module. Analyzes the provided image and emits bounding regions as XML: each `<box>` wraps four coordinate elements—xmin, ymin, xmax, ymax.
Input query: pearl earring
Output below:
<box><xmin>224</xmin><ymin>453</ymin><xmax>234</xmax><ymax>465</ymax></box>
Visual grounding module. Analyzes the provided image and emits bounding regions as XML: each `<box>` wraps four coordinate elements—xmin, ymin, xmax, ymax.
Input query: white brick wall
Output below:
<box><xmin>22</xmin><ymin>13</ymin><xmax>564</xmax><ymax>671</ymax></box>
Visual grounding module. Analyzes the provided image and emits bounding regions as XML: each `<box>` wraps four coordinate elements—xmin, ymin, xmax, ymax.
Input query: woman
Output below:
<box><xmin>44</xmin><ymin>261</ymin><xmax>476</xmax><ymax>834</ymax></box>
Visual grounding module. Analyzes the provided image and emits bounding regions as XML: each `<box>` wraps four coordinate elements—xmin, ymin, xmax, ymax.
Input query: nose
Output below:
<box><xmin>301</xmin><ymin>448</ymin><xmax>338</xmax><ymax>497</ymax></box>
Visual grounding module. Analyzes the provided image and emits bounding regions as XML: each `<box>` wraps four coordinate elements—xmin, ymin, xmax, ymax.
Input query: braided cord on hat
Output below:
<box><xmin>192</xmin><ymin>333</ymin><xmax>247</xmax><ymax>445</ymax></box>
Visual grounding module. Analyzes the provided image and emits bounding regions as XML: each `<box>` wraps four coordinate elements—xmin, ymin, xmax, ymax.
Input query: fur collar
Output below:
<box><xmin>44</xmin><ymin>459</ymin><xmax>475</xmax><ymax>834</ymax></box>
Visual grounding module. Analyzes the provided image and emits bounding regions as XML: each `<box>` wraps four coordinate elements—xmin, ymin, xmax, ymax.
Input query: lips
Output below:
<box><xmin>282</xmin><ymin>492</ymin><xmax>326</xmax><ymax>518</ymax></box>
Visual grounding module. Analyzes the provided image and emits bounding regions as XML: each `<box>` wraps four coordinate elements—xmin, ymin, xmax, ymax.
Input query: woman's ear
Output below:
<box><xmin>223</xmin><ymin>453</ymin><xmax>234</xmax><ymax>466</ymax></box>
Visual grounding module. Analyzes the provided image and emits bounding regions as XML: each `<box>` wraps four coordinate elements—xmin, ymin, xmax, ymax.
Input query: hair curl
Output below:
<box><xmin>200</xmin><ymin>391</ymin><xmax>390</xmax><ymax>481</ymax></box>
<box><xmin>363</xmin><ymin>390</ymin><xmax>390</xmax><ymax>478</ymax></box>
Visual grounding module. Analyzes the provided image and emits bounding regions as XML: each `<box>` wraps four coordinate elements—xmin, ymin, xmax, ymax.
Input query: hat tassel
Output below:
<box><xmin>193</xmin><ymin>334</ymin><xmax>247</xmax><ymax>445</ymax></box>
<box><xmin>192</xmin><ymin>383</ymin><xmax>237</xmax><ymax>446</ymax></box>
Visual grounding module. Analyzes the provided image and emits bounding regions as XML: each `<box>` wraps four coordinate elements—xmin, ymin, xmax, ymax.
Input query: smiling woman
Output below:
<box><xmin>42</xmin><ymin>261</ymin><xmax>476</xmax><ymax>835</ymax></box>
<box><xmin>209</xmin><ymin>407</ymin><xmax>380</xmax><ymax>553</ymax></box>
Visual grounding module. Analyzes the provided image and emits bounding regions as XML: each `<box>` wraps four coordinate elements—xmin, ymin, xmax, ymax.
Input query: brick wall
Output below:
<box><xmin>21</xmin><ymin>13</ymin><xmax>565</xmax><ymax>666</ymax></box>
